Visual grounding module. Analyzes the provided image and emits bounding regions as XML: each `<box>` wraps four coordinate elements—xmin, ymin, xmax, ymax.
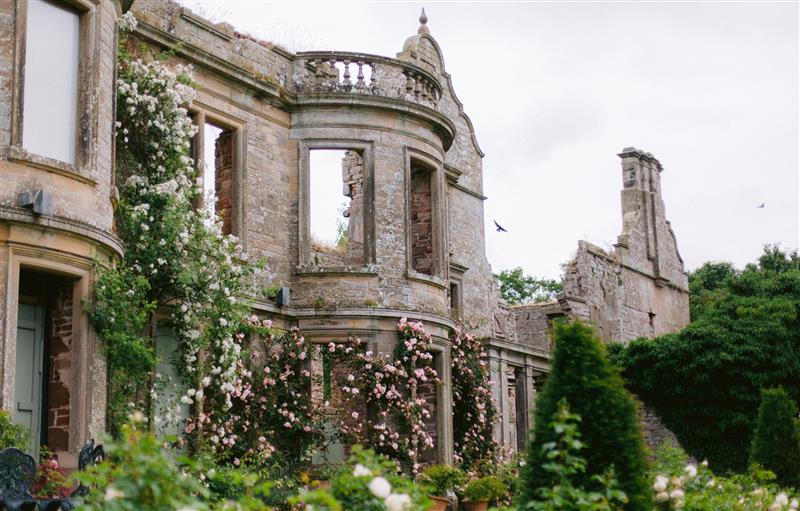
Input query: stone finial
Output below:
<box><xmin>418</xmin><ymin>7</ymin><xmax>429</xmax><ymax>34</ymax></box>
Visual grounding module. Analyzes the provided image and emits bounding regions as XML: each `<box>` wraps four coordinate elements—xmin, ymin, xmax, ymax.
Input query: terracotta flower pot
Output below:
<box><xmin>462</xmin><ymin>501</ymin><xmax>489</xmax><ymax>511</ymax></box>
<box><xmin>429</xmin><ymin>495</ymin><xmax>449</xmax><ymax>511</ymax></box>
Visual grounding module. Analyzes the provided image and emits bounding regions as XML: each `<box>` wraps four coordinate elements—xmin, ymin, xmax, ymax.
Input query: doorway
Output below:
<box><xmin>13</xmin><ymin>269</ymin><xmax>76</xmax><ymax>456</ymax></box>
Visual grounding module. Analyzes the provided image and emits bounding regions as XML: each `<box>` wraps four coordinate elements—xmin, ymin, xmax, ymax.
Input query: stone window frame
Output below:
<box><xmin>2</xmin><ymin>244</ymin><xmax>103</xmax><ymax>469</ymax></box>
<box><xmin>297</xmin><ymin>139</ymin><xmax>376</xmax><ymax>269</ymax></box>
<box><xmin>9</xmin><ymin>0</ymin><xmax>100</xmax><ymax>184</ymax></box>
<box><xmin>448</xmin><ymin>263</ymin><xmax>467</xmax><ymax>320</ymax></box>
<box><xmin>189</xmin><ymin>107</ymin><xmax>246</xmax><ymax>239</ymax></box>
<box><xmin>404</xmin><ymin>148</ymin><xmax>447</xmax><ymax>284</ymax></box>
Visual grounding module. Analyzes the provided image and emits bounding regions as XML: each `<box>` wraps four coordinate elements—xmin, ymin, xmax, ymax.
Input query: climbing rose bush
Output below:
<box><xmin>450</xmin><ymin>322</ymin><xmax>499</xmax><ymax>473</ymax></box>
<box><xmin>335</xmin><ymin>319</ymin><xmax>439</xmax><ymax>473</ymax></box>
<box><xmin>186</xmin><ymin>317</ymin><xmax>331</xmax><ymax>469</ymax></box>
<box><xmin>90</xmin><ymin>16</ymin><xmax>266</xmax><ymax>438</ymax></box>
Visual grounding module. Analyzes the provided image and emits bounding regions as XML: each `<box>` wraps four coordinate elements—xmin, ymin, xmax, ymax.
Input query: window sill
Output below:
<box><xmin>405</xmin><ymin>270</ymin><xmax>448</xmax><ymax>289</ymax></box>
<box><xmin>295</xmin><ymin>264</ymin><xmax>379</xmax><ymax>277</ymax></box>
<box><xmin>7</xmin><ymin>146</ymin><xmax>96</xmax><ymax>185</ymax></box>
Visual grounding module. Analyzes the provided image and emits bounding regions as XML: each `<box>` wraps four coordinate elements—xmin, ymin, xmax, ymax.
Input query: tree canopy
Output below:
<box><xmin>609</xmin><ymin>245</ymin><xmax>800</xmax><ymax>473</ymax></box>
<box><xmin>495</xmin><ymin>267</ymin><xmax>562</xmax><ymax>305</ymax></box>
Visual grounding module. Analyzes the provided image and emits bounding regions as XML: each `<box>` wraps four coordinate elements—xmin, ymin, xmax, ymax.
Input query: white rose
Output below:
<box><xmin>653</xmin><ymin>475</ymin><xmax>668</xmax><ymax>492</ymax></box>
<box><xmin>352</xmin><ymin>464</ymin><xmax>371</xmax><ymax>477</ymax></box>
<box><xmin>368</xmin><ymin>477</ymin><xmax>391</xmax><ymax>498</ymax></box>
<box><xmin>684</xmin><ymin>464</ymin><xmax>697</xmax><ymax>478</ymax></box>
<box><xmin>104</xmin><ymin>487</ymin><xmax>125</xmax><ymax>501</ymax></box>
<box><xmin>384</xmin><ymin>493</ymin><xmax>411</xmax><ymax>511</ymax></box>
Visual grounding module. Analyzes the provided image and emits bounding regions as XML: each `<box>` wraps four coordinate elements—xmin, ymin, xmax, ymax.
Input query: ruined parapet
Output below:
<box><xmin>509</xmin><ymin>301</ymin><xmax>563</xmax><ymax>354</ymax></box>
<box><xmin>557</xmin><ymin>148</ymin><xmax>690</xmax><ymax>342</ymax></box>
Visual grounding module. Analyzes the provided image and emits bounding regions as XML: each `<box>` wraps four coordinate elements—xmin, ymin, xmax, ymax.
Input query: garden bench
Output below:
<box><xmin>0</xmin><ymin>440</ymin><xmax>104</xmax><ymax>511</ymax></box>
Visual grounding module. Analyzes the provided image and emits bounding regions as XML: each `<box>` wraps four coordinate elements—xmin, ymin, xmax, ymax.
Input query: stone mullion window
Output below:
<box><xmin>405</xmin><ymin>149</ymin><xmax>446</xmax><ymax>281</ymax></box>
<box><xmin>298</xmin><ymin>140</ymin><xmax>375</xmax><ymax>269</ymax></box>
<box><xmin>11</xmin><ymin>0</ymin><xmax>98</xmax><ymax>173</ymax></box>
<box><xmin>190</xmin><ymin>110</ymin><xmax>239</xmax><ymax>236</ymax></box>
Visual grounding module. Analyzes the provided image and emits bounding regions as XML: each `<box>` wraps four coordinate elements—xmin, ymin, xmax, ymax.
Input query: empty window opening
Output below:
<box><xmin>513</xmin><ymin>366</ymin><xmax>528</xmax><ymax>451</ymax></box>
<box><xmin>15</xmin><ymin>270</ymin><xmax>76</xmax><ymax>457</ymax></box>
<box><xmin>449</xmin><ymin>281</ymin><xmax>461</xmax><ymax>319</ymax></box>
<box><xmin>22</xmin><ymin>0</ymin><xmax>80</xmax><ymax>164</ymax></box>
<box><xmin>311</xmin><ymin>348</ymin><xmax>364</xmax><ymax>466</ymax></box>
<box><xmin>309</xmin><ymin>148</ymin><xmax>365</xmax><ymax>266</ymax></box>
<box><xmin>410</xmin><ymin>163</ymin><xmax>434</xmax><ymax>275</ymax></box>
<box><xmin>506</xmin><ymin>367</ymin><xmax>519</xmax><ymax>453</ymax></box>
<box><xmin>200</xmin><ymin>122</ymin><xmax>234</xmax><ymax>234</ymax></box>
<box><xmin>546</xmin><ymin>314</ymin><xmax>566</xmax><ymax>351</ymax></box>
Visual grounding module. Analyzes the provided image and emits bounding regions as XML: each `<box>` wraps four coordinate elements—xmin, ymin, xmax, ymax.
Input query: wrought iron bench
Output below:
<box><xmin>0</xmin><ymin>440</ymin><xmax>104</xmax><ymax>511</ymax></box>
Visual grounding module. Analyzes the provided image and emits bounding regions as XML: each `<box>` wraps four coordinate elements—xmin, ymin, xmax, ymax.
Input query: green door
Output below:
<box><xmin>14</xmin><ymin>302</ymin><xmax>44</xmax><ymax>454</ymax></box>
<box><xmin>154</xmin><ymin>326</ymin><xmax>189</xmax><ymax>439</ymax></box>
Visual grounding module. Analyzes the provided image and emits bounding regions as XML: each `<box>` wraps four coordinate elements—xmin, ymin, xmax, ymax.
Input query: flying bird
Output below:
<box><xmin>757</xmin><ymin>203</ymin><xmax>765</xmax><ymax>208</ymax></box>
<box><xmin>494</xmin><ymin>220</ymin><xmax>507</xmax><ymax>232</ymax></box>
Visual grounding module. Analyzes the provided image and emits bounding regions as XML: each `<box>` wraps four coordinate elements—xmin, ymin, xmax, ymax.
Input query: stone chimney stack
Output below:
<box><xmin>615</xmin><ymin>147</ymin><xmax>686</xmax><ymax>287</ymax></box>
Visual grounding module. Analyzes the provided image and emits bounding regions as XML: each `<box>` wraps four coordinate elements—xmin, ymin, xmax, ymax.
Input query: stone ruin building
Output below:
<box><xmin>0</xmin><ymin>0</ymin><xmax>689</xmax><ymax>468</ymax></box>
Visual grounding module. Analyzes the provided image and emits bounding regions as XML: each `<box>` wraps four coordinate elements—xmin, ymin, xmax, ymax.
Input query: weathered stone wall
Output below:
<box><xmin>47</xmin><ymin>279</ymin><xmax>73</xmax><ymax>453</ymax></box>
<box><xmin>410</xmin><ymin>167</ymin><xmax>434</xmax><ymax>275</ymax></box>
<box><xmin>0</xmin><ymin>0</ymin><xmax>119</xmax><ymax>234</ymax></box>
<box><xmin>502</xmin><ymin>148</ymin><xmax>690</xmax><ymax>455</ymax></box>
<box><xmin>1</xmin><ymin>0</ymin><xmax>120</xmax><ymax>465</ymax></box>
<box><xmin>342</xmin><ymin>150</ymin><xmax>365</xmax><ymax>265</ymax></box>
<box><xmin>511</xmin><ymin>301</ymin><xmax>563</xmax><ymax>352</ymax></box>
<box><xmin>637</xmin><ymin>399</ymin><xmax>688</xmax><ymax>460</ymax></box>
<box><xmin>214</xmin><ymin>129</ymin><xmax>234</xmax><ymax>235</ymax></box>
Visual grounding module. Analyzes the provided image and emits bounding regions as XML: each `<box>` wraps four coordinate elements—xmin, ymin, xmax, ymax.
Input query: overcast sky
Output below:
<box><xmin>181</xmin><ymin>0</ymin><xmax>799</xmax><ymax>280</ymax></box>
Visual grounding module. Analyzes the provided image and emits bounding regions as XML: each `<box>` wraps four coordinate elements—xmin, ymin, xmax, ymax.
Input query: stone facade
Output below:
<box><xmin>1</xmin><ymin>0</ymin><xmax>122</xmax><ymax>468</ymax></box>
<box><xmin>1</xmin><ymin>0</ymin><xmax>689</xmax><ymax>464</ymax></box>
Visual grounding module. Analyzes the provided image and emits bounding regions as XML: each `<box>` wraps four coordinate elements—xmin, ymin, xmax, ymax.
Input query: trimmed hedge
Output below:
<box><xmin>749</xmin><ymin>387</ymin><xmax>800</xmax><ymax>488</ymax></box>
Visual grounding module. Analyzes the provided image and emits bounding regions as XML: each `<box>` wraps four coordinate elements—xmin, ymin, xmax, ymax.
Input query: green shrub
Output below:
<box><xmin>0</xmin><ymin>410</ymin><xmax>29</xmax><ymax>451</ymax></box>
<box><xmin>519</xmin><ymin>321</ymin><xmax>649</xmax><ymax>511</ymax></box>
<box><xmin>649</xmin><ymin>442</ymin><xmax>799</xmax><ymax>510</ymax></box>
<box><xmin>75</xmin><ymin>413</ymin><xmax>270</xmax><ymax>510</ymax></box>
<box><xmin>749</xmin><ymin>387</ymin><xmax>800</xmax><ymax>488</ymax></box>
<box><xmin>418</xmin><ymin>464</ymin><xmax>466</xmax><ymax>496</ymax></box>
<box><xmin>522</xmin><ymin>401</ymin><xmax>627</xmax><ymax>511</ymax></box>
<box><xmin>463</xmin><ymin>475</ymin><xmax>505</xmax><ymax>503</ymax></box>
<box><xmin>293</xmin><ymin>446</ymin><xmax>430</xmax><ymax>511</ymax></box>
<box><xmin>610</xmin><ymin>246</ymin><xmax>800</xmax><ymax>473</ymax></box>
<box><xmin>494</xmin><ymin>454</ymin><xmax>524</xmax><ymax>506</ymax></box>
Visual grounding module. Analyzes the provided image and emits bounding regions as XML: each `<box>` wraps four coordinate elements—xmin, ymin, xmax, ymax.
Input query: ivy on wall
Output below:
<box><xmin>609</xmin><ymin>245</ymin><xmax>800</xmax><ymax>473</ymax></box>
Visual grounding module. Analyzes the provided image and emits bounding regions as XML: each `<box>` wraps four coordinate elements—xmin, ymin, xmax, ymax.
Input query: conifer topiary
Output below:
<box><xmin>749</xmin><ymin>387</ymin><xmax>800</xmax><ymax>488</ymax></box>
<box><xmin>518</xmin><ymin>321</ymin><xmax>650</xmax><ymax>511</ymax></box>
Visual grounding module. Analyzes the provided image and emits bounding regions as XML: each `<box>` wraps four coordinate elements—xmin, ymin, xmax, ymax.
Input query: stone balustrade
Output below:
<box><xmin>292</xmin><ymin>51</ymin><xmax>441</xmax><ymax>110</ymax></box>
